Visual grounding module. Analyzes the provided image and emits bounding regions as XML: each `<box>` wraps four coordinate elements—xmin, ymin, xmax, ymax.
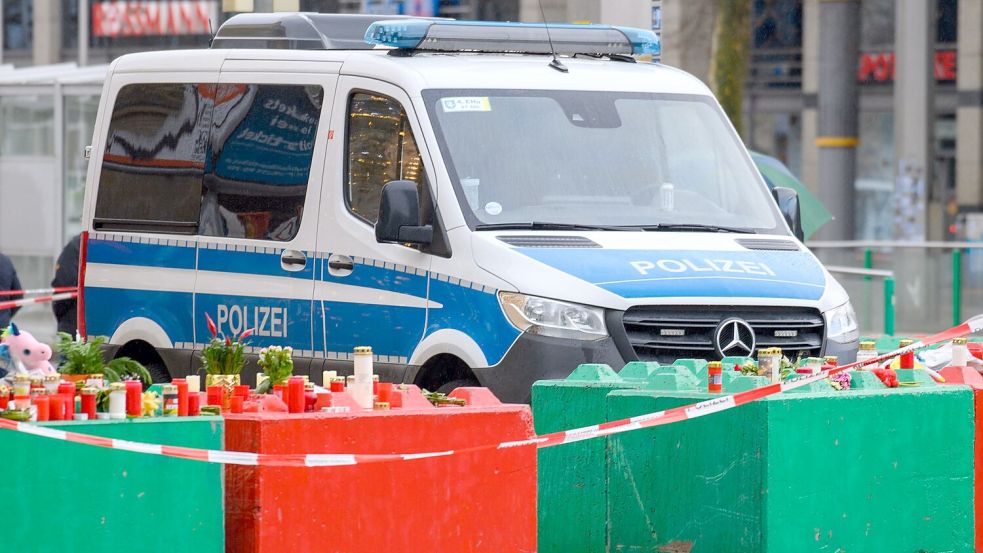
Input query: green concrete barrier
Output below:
<box><xmin>533</xmin><ymin>361</ymin><xmax>708</xmax><ymax>553</ymax></box>
<box><xmin>0</xmin><ymin>417</ymin><xmax>224</xmax><ymax>553</ymax></box>
<box><xmin>605</xmin><ymin>373</ymin><xmax>975</xmax><ymax>552</ymax></box>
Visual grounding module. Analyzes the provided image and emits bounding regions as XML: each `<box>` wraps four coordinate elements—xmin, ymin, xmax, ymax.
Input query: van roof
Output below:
<box><xmin>109</xmin><ymin>48</ymin><xmax>713</xmax><ymax>97</ymax></box>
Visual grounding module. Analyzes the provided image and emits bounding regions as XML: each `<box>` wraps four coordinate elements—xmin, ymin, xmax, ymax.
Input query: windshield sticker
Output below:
<box><xmin>441</xmin><ymin>97</ymin><xmax>492</xmax><ymax>113</ymax></box>
<box><xmin>484</xmin><ymin>202</ymin><xmax>503</xmax><ymax>216</ymax></box>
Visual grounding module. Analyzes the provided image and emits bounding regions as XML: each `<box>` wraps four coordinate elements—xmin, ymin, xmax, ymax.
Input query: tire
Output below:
<box><xmin>144</xmin><ymin>360</ymin><xmax>170</xmax><ymax>384</ymax></box>
<box><xmin>436</xmin><ymin>377</ymin><xmax>479</xmax><ymax>394</ymax></box>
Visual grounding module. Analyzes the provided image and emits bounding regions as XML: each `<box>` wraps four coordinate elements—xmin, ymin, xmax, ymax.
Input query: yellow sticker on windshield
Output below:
<box><xmin>440</xmin><ymin>97</ymin><xmax>491</xmax><ymax>113</ymax></box>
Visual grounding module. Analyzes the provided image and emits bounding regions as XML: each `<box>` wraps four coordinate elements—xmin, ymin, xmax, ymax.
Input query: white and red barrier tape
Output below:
<box><xmin>0</xmin><ymin>292</ymin><xmax>77</xmax><ymax>312</ymax></box>
<box><xmin>1</xmin><ymin>314</ymin><xmax>981</xmax><ymax>467</ymax></box>
<box><xmin>0</xmin><ymin>286</ymin><xmax>78</xmax><ymax>297</ymax></box>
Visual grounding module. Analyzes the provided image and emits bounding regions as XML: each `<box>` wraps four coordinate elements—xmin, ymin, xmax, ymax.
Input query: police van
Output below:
<box><xmin>78</xmin><ymin>13</ymin><xmax>859</xmax><ymax>402</ymax></box>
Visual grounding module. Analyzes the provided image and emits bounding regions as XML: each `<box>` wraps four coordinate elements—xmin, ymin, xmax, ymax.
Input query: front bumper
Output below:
<box><xmin>473</xmin><ymin>333</ymin><xmax>625</xmax><ymax>404</ymax></box>
<box><xmin>474</xmin><ymin>323</ymin><xmax>858</xmax><ymax>404</ymax></box>
<box><xmin>824</xmin><ymin>337</ymin><xmax>859</xmax><ymax>364</ymax></box>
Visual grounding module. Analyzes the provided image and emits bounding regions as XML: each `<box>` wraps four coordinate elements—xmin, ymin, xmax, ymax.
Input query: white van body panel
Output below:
<box><xmin>110</xmin><ymin>317</ymin><xmax>173</xmax><ymax>351</ymax></box>
<box><xmin>410</xmin><ymin>329</ymin><xmax>489</xmax><ymax>369</ymax></box>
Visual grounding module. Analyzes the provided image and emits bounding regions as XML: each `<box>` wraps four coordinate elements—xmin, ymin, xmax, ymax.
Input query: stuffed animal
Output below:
<box><xmin>3</xmin><ymin>323</ymin><xmax>56</xmax><ymax>378</ymax></box>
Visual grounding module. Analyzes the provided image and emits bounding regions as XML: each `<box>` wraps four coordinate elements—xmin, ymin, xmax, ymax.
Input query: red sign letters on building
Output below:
<box><xmin>858</xmin><ymin>50</ymin><xmax>957</xmax><ymax>82</ymax></box>
<box><xmin>92</xmin><ymin>1</ymin><xmax>218</xmax><ymax>38</ymax></box>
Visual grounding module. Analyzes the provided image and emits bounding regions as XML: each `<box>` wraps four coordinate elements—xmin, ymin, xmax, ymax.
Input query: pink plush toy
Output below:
<box><xmin>5</xmin><ymin>323</ymin><xmax>56</xmax><ymax>377</ymax></box>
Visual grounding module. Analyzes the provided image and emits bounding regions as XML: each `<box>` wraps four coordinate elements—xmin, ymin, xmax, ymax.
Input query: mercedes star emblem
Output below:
<box><xmin>713</xmin><ymin>318</ymin><xmax>756</xmax><ymax>358</ymax></box>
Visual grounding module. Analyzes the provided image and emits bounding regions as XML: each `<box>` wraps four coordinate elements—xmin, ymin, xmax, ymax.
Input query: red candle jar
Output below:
<box><xmin>58</xmin><ymin>383</ymin><xmax>76</xmax><ymax>417</ymax></box>
<box><xmin>899</xmin><ymin>339</ymin><xmax>915</xmax><ymax>369</ymax></box>
<box><xmin>206</xmin><ymin>386</ymin><xmax>224</xmax><ymax>407</ymax></box>
<box><xmin>229</xmin><ymin>395</ymin><xmax>244</xmax><ymax>414</ymax></box>
<box><xmin>274</xmin><ymin>384</ymin><xmax>288</xmax><ymax>403</ymax></box>
<box><xmin>377</xmin><ymin>382</ymin><xmax>393</xmax><ymax>404</ymax></box>
<box><xmin>172</xmin><ymin>378</ymin><xmax>189</xmax><ymax>416</ymax></box>
<box><xmin>80</xmin><ymin>387</ymin><xmax>97</xmax><ymax>420</ymax></box>
<box><xmin>0</xmin><ymin>393</ymin><xmax>8</xmax><ymax>410</ymax></box>
<box><xmin>707</xmin><ymin>361</ymin><xmax>723</xmax><ymax>394</ymax></box>
<box><xmin>48</xmin><ymin>395</ymin><xmax>65</xmax><ymax>421</ymax></box>
<box><xmin>234</xmin><ymin>385</ymin><xmax>250</xmax><ymax>398</ymax></box>
<box><xmin>125</xmin><ymin>380</ymin><xmax>142</xmax><ymax>417</ymax></box>
<box><xmin>329</xmin><ymin>379</ymin><xmax>344</xmax><ymax>393</ymax></box>
<box><xmin>287</xmin><ymin>376</ymin><xmax>305</xmax><ymax>414</ymax></box>
<box><xmin>188</xmin><ymin>392</ymin><xmax>201</xmax><ymax>416</ymax></box>
<box><xmin>304</xmin><ymin>383</ymin><xmax>317</xmax><ymax>412</ymax></box>
<box><xmin>34</xmin><ymin>395</ymin><xmax>50</xmax><ymax>422</ymax></box>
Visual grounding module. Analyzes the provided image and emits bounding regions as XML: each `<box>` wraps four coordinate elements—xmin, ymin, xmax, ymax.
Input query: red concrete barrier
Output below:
<box><xmin>940</xmin><ymin>366</ymin><xmax>983</xmax><ymax>553</ymax></box>
<box><xmin>224</xmin><ymin>389</ymin><xmax>537</xmax><ymax>553</ymax></box>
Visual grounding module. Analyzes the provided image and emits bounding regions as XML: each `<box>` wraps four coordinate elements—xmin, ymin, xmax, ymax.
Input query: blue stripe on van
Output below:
<box><xmin>316</xmin><ymin>257</ymin><xmax>429</xmax><ymax>360</ymax></box>
<box><xmin>198</xmin><ymin>247</ymin><xmax>313</xmax><ymax>280</ymax></box>
<box><xmin>425</xmin><ymin>277</ymin><xmax>518</xmax><ymax>366</ymax></box>
<box><xmin>86</xmin><ymin>236</ymin><xmax>518</xmax><ymax>367</ymax></box>
<box><xmin>195</xmin><ymin>294</ymin><xmax>314</xmax><ymax>352</ymax></box>
<box><xmin>516</xmin><ymin>248</ymin><xmax>826</xmax><ymax>301</ymax></box>
<box><xmin>85</xmin><ymin>287</ymin><xmax>194</xmax><ymax>344</ymax></box>
<box><xmin>87</xmin><ymin>239</ymin><xmax>196</xmax><ymax>270</ymax></box>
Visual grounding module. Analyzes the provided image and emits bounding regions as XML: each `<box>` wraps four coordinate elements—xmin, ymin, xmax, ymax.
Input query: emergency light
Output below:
<box><xmin>364</xmin><ymin>19</ymin><xmax>661</xmax><ymax>56</ymax></box>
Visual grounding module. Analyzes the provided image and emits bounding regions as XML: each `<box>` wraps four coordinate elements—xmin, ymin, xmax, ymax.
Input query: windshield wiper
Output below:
<box><xmin>474</xmin><ymin>222</ymin><xmax>635</xmax><ymax>231</ymax></box>
<box><xmin>634</xmin><ymin>223</ymin><xmax>756</xmax><ymax>234</ymax></box>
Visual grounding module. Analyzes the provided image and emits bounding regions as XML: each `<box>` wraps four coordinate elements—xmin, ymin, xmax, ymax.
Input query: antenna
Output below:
<box><xmin>537</xmin><ymin>0</ymin><xmax>568</xmax><ymax>73</ymax></box>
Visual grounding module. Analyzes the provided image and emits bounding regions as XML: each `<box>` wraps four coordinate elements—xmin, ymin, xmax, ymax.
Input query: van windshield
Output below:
<box><xmin>423</xmin><ymin>90</ymin><xmax>784</xmax><ymax>234</ymax></box>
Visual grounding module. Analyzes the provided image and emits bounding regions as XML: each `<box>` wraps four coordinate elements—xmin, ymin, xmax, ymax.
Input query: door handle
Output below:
<box><xmin>327</xmin><ymin>254</ymin><xmax>354</xmax><ymax>277</ymax></box>
<box><xmin>280</xmin><ymin>250</ymin><xmax>307</xmax><ymax>272</ymax></box>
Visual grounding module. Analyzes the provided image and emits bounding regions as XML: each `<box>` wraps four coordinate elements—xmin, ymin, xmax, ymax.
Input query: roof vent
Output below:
<box><xmin>211</xmin><ymin>13</ymin><xmax>429</xmax><ymax>50</ymax></box>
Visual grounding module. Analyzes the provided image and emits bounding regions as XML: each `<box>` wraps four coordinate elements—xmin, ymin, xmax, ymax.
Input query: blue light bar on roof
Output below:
<box><xmin>364</xmin><ymin>19</ymin><xmax>661</xmax><ymax>56</ymax></box>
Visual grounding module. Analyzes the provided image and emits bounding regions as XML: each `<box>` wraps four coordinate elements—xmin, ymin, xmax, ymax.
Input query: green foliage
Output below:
<box><xmin>711</xmin><ymin>0</ymin><xmax>751</xmax><ymax>135</ymax></box>
<box><xmin>258</xmin><ymin>346</ymin><xmax>294</xmax><ymax>386</ymax></box>
<box><xmin>201</xmin><ymin>337</ymin><xmax>247</xmax><ymax>376</ymax></box>
<box><xmin>55</xmin><ymin>332</ymin><xmax>151</xmax><ymax>385</ymax></box>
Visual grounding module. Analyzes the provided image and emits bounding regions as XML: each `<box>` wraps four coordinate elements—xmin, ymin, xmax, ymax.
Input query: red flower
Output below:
<box><xmin>205</xmin><ymin>312</ymin><xmax>218</xmax><ymax>338</ymax></box>
<box><xmin>226</xmin><ymin>335</ymin><xmax>232</xmax><ymax>346</ymax></box>
<box><xmin>871</xmin><ymin>368</ymin><xmax>899</xmax><ymax>388</ymax></box>
<box><xmin>239</xmin><ymin>328</ymin><xmax>255</xmax><ymax>341</ymax></box>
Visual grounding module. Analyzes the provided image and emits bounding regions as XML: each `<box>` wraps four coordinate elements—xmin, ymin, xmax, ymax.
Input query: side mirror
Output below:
<box><xmin>375</xmin><ymin>180</ymin><xmax>433</xmax><ymax>245</ymax></box>
<box><xmin>771</xmin><ymin>186</ymin><xmax>804</xmax><ymax>241</ymax></box>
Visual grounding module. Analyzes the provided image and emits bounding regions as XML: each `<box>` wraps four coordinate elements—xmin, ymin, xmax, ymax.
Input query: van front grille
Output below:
<box><xmin>622</xmin><ymin>306</ymin><xmax>824</xmax><ymax>363</ymax></box>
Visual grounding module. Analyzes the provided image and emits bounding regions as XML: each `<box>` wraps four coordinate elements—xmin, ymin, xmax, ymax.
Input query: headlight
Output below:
<box><xmin>825</xmin><ymin>301</ymin><xmax>859</xmax><ymax>344</ymax></box>
<box><xmin>499</xmin><ymin>292</ymin><xmax>608</xmax><ymax>341</ymax></box>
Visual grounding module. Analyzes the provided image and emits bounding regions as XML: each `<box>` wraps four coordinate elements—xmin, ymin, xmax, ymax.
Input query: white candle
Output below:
<box><xmin>352</xmin><ymin>347</ymin><xmax>374</xmax><ymax>409</ymax></box>
<box><xmin>186</xmin><ymin>375</ymin><xmax>201</xmax><ymax>394</ymax></box>
<box><xmin>322</xmin><ymin>370</ymin><xmax>337</xmax><ymax>387</ymax></box>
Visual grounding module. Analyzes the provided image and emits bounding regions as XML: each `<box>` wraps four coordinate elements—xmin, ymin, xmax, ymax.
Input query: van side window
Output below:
<box><xmin>94</xmin><ymin>83</ymin><xmax>212</xmax><ymax>233</ymax></box>
<box><xmin>199</xmin><ymin>84</ymin><xmax>323</xmax><ymax>241</ymax></box>
<box><xmin>346</xmin><ymin>92</ymin><xmax>425</xmax><ymax>225</ymax></box>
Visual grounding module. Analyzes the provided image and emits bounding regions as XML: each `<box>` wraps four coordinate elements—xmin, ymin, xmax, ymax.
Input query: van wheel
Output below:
<box><xmin>436</xmin><ymin>377</ymin><xmax>480</xmax><ymax>394</ymax></box>
<box><xmin>116</xmin><ymin>340</ymin><xmax>170</xmax><ymax>383</ymax></box>
<box><xmin>416</xmin><ymin>354</ymin><xmax>478</xmax><ymax>393</ymax></box>
<box><xmin>142</xmin><ymin>360</ymin><xmax>170</xmax><ymax>384</ymax></box>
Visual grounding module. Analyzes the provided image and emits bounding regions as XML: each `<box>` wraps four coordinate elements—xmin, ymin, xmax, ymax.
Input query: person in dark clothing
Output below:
<box><xmin>0</xmin><ymin>254</ymin><xmax>22</xmax><ymax>330</ymax></box>
<box><xmin>51</xmin><ymin>234</ymin><xmax>81</xmax><ymax>335</ymax></box>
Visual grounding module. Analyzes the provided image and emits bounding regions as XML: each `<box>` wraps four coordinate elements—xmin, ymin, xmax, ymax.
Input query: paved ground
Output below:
<box><xmin>12</xmin><ymin>305</ymin><xmax>57</xmax><ymax>344</ymax></box>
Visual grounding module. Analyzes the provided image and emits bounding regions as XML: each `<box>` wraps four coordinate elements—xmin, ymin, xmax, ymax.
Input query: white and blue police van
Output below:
<box><xmin>78</xmin><ymin>13</ymin><xmax>859</xmax><ymax>402</ymax></box>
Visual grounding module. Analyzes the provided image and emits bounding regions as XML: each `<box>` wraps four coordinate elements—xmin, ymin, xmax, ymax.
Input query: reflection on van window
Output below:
<box><xmin>95</xmin><ymin>83</ymin><xmax>211</xmax><ymax>231</ymax></box>
<box><xmin>200</xmin><ymin>84</ymin><xmax>323</xmax><ymax>241</ymax></box>
<box><xmin>425</xmin><ymin>90</ymin><xmax>782</xmax><ymax>233</ymax></box>
<box><xmin>346</xmin><ymin>93</ymin><xmax>425</xmax><ymax>224</ymax></box>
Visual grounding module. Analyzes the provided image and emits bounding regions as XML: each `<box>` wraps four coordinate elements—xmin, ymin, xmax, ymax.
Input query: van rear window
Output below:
<box><xmin>94</xmin><ymin>83</ymin><xmax>323</xmax><ymax>241</ymax></box>
<box><xmin>95</xmin><ymin>83</ymin><xmax>209</xmax><ymax>233</ymax></box>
